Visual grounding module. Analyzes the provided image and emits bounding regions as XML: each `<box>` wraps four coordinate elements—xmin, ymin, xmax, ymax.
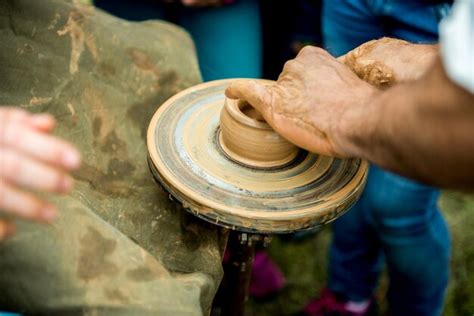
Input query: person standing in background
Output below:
<box><xmin>94</xmin><ymin>0</ymin><xmax>262</xmax><ymax>81</ymax></box>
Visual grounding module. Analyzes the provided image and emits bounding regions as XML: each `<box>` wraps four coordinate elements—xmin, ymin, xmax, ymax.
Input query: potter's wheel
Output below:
<box><xmin>147</xmin><ymin>79</ymin><xmax>368</xmax><ymax>233</ymax></box>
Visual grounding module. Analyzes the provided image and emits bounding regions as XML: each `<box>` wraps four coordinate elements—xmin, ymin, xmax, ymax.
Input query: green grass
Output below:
<box><xmin>246</xmin><ymin>192</ymin><xmax>474</xmax><ymax>316</ymax></box>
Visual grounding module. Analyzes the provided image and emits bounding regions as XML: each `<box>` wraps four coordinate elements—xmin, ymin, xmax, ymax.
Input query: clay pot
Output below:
<box><xmin>219</xmin><ymin>97</ymin><xmax>299</xmax><ymax>168</ymax></box>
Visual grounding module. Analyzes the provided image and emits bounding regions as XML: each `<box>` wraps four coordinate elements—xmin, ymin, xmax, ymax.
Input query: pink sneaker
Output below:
<box><xmin>249</xmin><ymin>250</ymin><xmax>286</xmax><ymax>299</ymax></box>
<box><xmin>302</xmin><ymin>288</ymin><xmax>377</xmax><ymax>316</ymax></box>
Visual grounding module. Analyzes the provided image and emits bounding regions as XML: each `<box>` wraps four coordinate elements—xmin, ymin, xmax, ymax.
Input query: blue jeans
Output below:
<box><xmin>94</xmin><ymin>0</ymin><xmax>262</xmax><ymax>81</ymax></box>
<box><xmin>322</xmin><ymin>1</ymin><xmax>452</xmax><ymax>316</ymax></box>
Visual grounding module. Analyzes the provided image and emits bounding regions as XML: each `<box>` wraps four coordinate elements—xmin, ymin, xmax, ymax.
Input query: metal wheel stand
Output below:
<box><xmin>217</xmin><ymin>231</ymin><xmax>272</xmax><ymax>316</ymax></box>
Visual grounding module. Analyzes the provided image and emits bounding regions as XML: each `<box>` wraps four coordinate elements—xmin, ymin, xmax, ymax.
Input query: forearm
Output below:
<box><xmin>354</xmin><ymin>57</ymin><xmax>474</xmax><ymax>189</ymax></box>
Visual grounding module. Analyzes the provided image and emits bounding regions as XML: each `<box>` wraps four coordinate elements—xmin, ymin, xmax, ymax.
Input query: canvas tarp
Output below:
<box><xmin>0</xmin><ymin>0</ymin><xmax>226</xmax><ymax>314</ymax></box>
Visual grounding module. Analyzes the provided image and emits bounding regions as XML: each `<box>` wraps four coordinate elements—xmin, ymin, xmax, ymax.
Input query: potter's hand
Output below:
<box><xmin>0</xmin><ymin>108</ymin><xmax>81</xmax><ymax>241</ymax></box>
<box><xmin>226</xmin><ymin>46</ymin><xmax>378</xmax><ymax>158</ymax></box>
<box><xmin>340</xmin><ymin>37</ymin><xmax>438</xmax><ymax>87</ymax></box>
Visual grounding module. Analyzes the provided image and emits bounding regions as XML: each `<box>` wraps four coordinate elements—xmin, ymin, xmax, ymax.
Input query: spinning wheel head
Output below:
<box><xmin>147</xmin><ymin>79</ymin><xmax>368</xmax><ymax>233</ymax></box>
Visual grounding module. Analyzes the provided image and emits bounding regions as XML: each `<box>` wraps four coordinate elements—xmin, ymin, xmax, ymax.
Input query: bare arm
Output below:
<box><xmin>357</xmin><ymin>57</ymin><xmax>474</xmax><ymax>189</ymax></box>
<box><xmin>225</xmin><ymin>43</ymin><xmax>474</xmax><ymax>190</ymax></box>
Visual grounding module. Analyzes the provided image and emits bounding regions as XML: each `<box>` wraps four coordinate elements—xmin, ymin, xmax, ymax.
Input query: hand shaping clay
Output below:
<box><xmin>147</xmin><ymin>79</ymin><xmax>368</xmax><ymax>233</ymax></box>
<box><xmin>219</xmin><ymin>97</ymin><xmax>299</xmax><ymax>168</ymax></box>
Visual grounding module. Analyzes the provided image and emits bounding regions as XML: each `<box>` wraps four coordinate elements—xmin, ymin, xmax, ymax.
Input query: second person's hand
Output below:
<box><xmin>0</xmin><ymin>108</ymin><xmax>81</xmax><ymax>241</ymax></box>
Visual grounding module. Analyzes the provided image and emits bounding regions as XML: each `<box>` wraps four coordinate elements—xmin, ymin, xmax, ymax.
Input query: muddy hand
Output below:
<box><xmin>339</xmin><ymin>37</ymin><xmax>438</xmax><ymax>87</ymax></box>
<box><xmin>225</xmin><ymin>46</ymin><xmax>378</xmax><ymax>158</ymax></box>
<box><xmin>0</xmin><ymin>108</ymin><xmax>81</xmax><ymax>241</ymax></box>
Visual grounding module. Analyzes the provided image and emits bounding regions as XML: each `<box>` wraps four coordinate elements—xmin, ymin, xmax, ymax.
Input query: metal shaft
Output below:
<box><xmin>220</xmin><ymin>231</ymin><xmax>258</xmax><ymax>316</ymax></box>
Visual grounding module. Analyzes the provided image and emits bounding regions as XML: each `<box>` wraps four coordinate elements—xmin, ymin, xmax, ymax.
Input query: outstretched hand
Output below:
<box><xmin>225</xmin><ymin>46</ymin><xmax>378</xmax><ymax>158</ymax></box>
<box><xmin>0</xmin><ymin>108</ymin><xmax>81</xmax><ymax>241</ymax></box>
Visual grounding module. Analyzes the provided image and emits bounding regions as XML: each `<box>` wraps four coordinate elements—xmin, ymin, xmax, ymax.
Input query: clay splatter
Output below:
<box><xmin>77</xmin><ymin>226</ymin><xmax>118</xmax><ymax>281</ymax></box>
<box><xmin>58</xmin><ymin>10</ymin><xmax>98</xmax><ymax>74</ymax></box>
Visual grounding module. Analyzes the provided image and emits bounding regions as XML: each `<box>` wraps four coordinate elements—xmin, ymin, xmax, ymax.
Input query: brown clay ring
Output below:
<box><xmin>219</xmin><ymin>97</ymin><xmax>299</xmax><ymax>169</ymax></box>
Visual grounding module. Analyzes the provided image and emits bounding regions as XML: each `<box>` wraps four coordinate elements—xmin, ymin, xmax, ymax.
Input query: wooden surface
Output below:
<box><xmin>147</xmin><ymin>79</ymin><xmax>369</xmax><ymax>233</ymax></box>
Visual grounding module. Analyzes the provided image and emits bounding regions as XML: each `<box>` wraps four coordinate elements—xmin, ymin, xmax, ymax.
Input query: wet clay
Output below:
<box><xmin>219</xmin><ymin>97</ymin><xmax>299</xmax><ymax>168</ymax></box>
<box><xmin>147</xmin><ymin>79</ymin><xmax>368</xmax><ymax>233</ymax></box>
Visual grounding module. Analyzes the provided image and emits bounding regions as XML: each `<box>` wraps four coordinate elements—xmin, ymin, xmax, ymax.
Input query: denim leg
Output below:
<box><xmin>383</xmin><ymin>212</ymin><xmax>450</xmax><ymax>316</ymax></box>
<box><xmin>329</xmin><ymin>164</ymin><xmax>447</xmax><ymax>309</ymax></box>
<box><xmin>322</xmin><ymin>0</ymin><xmax>385</xmax><ymax>56</ymax></box>
<box><xmin>323</xmin><ymin>0</ymin><xmax>386</xmax><ymax>301</ymax></box>
<box><xmin>372</xmin><ymin>3</ymin><xmax>451</xmax><ymax>315</ymax></box>
<box><xmin>329</xmin><ymin>190</ymin><xmax>384</xmax><ymax>301</ymax></box>
<box><xmin>179</xmin><ymin>0</ymin><xmax>262</xmax><ymax>81</ymax></box>
<box><xmin>378</xmin><ymin>0</ymin><xmax>451</xmax><ymax>43</ymax></box>
<box><xmin>365</xmin><ymin>166</ymin><xmax>450</xmax><ymax>316</ymax></box>
<box><xmin>323</xmin><ymin>1</ymin><xmax>451</xmax><ymax>313</ymax></box>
